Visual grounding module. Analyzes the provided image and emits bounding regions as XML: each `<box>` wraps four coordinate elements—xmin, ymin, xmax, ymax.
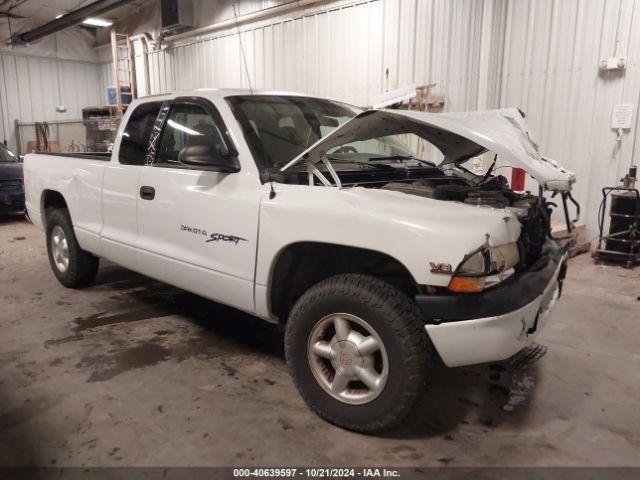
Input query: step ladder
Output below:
<box><xmin>110</xmin><ymin>30</ymin><xmax>136</xmax><ymax>119</ymax></box>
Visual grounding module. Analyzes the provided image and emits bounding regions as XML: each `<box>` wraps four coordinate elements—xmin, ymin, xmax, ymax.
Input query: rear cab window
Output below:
<box><xmin>119</xmin><ymin>101</ymin><xmax>162</xmax><ymax>165</ymax></box>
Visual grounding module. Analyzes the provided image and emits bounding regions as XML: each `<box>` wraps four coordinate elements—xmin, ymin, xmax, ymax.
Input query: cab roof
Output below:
<box><xmin>132</xmin><ymin>88</ymin><xmax>320</xmax><ymax>104</ymax></box>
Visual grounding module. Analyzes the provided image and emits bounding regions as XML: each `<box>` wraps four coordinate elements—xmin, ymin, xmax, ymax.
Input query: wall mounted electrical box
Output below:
<box><xmin>161</xmin><ymin>0</ymin><xmax>194</xmax><ymax>33</ymax></box>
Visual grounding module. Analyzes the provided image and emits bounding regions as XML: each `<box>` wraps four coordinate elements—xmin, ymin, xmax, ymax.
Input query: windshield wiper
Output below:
<box><xmin>326</xmin><ymin>155</ymin><xmax>395</xmax><ymax>171</ymax></box>
<box><xmin>368</xmin><ymin>154</ymin><xmax>414</xmax><ymax>161</ymax></box>
<box><xmin>368</xmin><ymin>155</ymin><xmax>435</xmax><ymax>167</ymax></box>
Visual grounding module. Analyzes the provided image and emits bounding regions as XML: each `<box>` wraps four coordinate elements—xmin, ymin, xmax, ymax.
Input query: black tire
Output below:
<box><xmin>45</xmin><ymin>208</ymin><xmax>99</xmax><ymax>288</ymax></box>
<box><xmin>285</xmin><ymin>274</ymin><xmax>435</xmax><ymax>433</ymax></box>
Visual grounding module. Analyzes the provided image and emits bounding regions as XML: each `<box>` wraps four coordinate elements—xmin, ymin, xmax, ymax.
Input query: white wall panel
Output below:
<box><xmin>496</xmin><ymin>0</ymin><xmax>640</xmax><ymax>236</ymax></box>
<box><xmin>97</xmin><ymin>0</ymin><xmax>639</xmax><ymax>238</ymax></box>
<box><xmin>194</xmin><ymin>0</ymin><xmax>288</xmax><ymax>27</ymax></box>
<box><xmin>0</xmin><ymin>53</ymin><xmax>102</xmax><ymax>150</ymax></box>
<box><xmin>142</xmin><ymin>0</ymin><xmax>484</xmax><ymax>112</ymax></box>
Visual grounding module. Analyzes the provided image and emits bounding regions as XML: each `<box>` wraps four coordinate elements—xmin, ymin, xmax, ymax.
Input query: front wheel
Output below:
<box><xmin>285</xmin><ymin>274</ymin><xmax>435</xmax><ymax>432</ymax></box>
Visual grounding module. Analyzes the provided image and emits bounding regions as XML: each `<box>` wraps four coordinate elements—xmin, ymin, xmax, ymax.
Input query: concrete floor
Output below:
<box><xmin>0</xmin><ymin>214</ymin><xmax>639</xmax><ymax>467</ymax></box>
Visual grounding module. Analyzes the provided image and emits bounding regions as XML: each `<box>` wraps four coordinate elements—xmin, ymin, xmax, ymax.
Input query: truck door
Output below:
<box><xmin>135</xmin><ymin>97</ymin><xmax>261</xmax><ymax>313</ymax></box>
<box><xmin>101</xmin><ymin>101</ymin><xmax>162</xmax><ymax>268</ymax></box>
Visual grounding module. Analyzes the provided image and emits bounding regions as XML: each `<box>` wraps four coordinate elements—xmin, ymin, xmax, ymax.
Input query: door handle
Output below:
<box><xmin>140</xmin><ymin>186</ymin><xmax>155</xmax><ymax>200</ymax></box>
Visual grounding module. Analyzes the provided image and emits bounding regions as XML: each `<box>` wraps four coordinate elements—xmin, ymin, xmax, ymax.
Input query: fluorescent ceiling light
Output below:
<box><xmin>82</xmin><ymin>17</ymin><xmax>113</xmax><ymax>27</ymax></box>
<box><xmin>55</xmin><ymin>14</ymin><xmax>64</xmax><ymax>19</ymax></box>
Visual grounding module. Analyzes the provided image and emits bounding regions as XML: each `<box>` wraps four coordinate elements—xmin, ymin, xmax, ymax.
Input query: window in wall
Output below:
<box><xmin>119</xmin><ymin>101</ymin><xmax>162</xmax><ymax>165</ymax></box>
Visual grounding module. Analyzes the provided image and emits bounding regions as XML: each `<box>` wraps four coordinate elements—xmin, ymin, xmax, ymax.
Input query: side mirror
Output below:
<box><xmin>178</xmin><ymin>143</ymin><xmax>239</xmax><ymax>173</ymax></box>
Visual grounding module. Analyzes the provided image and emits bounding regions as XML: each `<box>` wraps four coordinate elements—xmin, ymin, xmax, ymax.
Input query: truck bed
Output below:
<box><xmin>24</xmin><ymin>152</ymin><xmax>110</xmax><ymax>246</ymax></box>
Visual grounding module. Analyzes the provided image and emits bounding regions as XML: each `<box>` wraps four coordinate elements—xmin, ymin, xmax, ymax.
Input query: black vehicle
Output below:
<box><xmin>0</xmin><ymin>143</ymin><xmax>25</xmax><ymax>214</ymax></box>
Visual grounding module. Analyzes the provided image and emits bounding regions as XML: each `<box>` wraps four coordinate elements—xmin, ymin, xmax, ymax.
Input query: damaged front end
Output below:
<box><xmin>267</xmin><ymin>100</ymin><xmax>576</xmax><ymax>367</ymax></box>
<box><xmin>280</xmin><ymin>106</ymin><xmax>580</xmax><ymax>262</ymax></box>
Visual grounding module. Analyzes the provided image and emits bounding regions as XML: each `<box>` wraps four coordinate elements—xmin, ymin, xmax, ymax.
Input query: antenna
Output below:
<box><xmin>233</xmin><ymin>2</ymin><xmax>254</xmax><ymax>94</ymax></box>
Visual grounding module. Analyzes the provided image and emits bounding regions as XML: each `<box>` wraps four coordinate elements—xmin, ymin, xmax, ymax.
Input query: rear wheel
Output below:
<box><xmin>285</xmin><ymin>274</ymin><xmax>434</xmax><ymax>432</ymax></box>
<box><xmin>46</xmin><ymin>208</ymin><xmax>99</xmax><ymax>288</ymax></box>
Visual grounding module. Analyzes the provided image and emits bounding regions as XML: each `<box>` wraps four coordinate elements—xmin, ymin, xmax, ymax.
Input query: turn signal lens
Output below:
<box><xmin>448</xmin><ymin>276</ymin><xmax>485</xmax><ymax>293</ymax></box>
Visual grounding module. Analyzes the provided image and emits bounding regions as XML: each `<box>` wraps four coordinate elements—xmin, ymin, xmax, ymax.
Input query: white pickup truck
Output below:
<box><xmin>24</xmin><ymin>89</ymin><xmax>577</xmax><ymax>432</ymax></box>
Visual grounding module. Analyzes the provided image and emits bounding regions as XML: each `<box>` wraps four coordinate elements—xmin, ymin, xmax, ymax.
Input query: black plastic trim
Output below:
<box><xmin>416</xmin><ymin>250</ymin><xmax>566</xmax><ymax>324</ymax></box>
<box><xmin>32</xmin><ymin>152</ymin><xmax>111</xmax><ymax>161</ymax></box>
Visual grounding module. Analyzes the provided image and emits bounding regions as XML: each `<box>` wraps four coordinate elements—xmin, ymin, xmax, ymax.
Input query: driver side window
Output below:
<box><xmin>155</xmin><ymin>103</ymin><xmax>227</xmax><ymax>167</ymax></box>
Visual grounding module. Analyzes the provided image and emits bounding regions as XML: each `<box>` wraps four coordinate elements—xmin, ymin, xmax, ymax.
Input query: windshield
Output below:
<box><xmin>0</xmin><ymin>144</ymin><xmax>18</xmax><ymax>163</ymax></box>
<box><xmin>227</xmin><ymin>95</ymin><xmax>417</xmax><ymax>169</ymax></box>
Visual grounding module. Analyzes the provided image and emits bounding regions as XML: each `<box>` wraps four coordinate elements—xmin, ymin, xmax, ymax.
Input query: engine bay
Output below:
<box><xmin>380</xmin><ymin>173</ymin><xmax>552</xmax><ymax>269</ymax></box>
<box><xmin>382</xmin><ymin>175</ymin><xmax>524</xmax><ymax>209</ymax></box>
<box><xmin>270</xmin><ymin>159</ymin><xmax>559</xmax><ymax>270</ymax></box>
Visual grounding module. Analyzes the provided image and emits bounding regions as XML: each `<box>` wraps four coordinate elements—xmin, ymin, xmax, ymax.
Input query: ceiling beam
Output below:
<box><xmin>11</xmin><ymin>0</ymin><xmax>134</xmax><ymax>45</ymax></box>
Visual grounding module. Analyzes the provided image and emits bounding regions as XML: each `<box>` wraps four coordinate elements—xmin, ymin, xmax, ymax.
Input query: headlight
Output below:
<box><xmin>449</xmin><ymin>242</ymin><xmax>520</xmax><ymax>293</ymax></box>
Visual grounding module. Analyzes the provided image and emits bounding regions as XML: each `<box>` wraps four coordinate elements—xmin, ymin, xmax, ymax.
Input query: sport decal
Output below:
<box><xmin>180</xmin><ymin>225</ymin><xmax>247</xmax><ymax>245</ymax></box>
<box><xmin>206</xmin><ymin>233</ymin><xmax>247</xmax><ymax>245</ymax></box>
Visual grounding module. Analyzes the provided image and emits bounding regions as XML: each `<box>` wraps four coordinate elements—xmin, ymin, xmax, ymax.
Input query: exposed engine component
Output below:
<box><xmin>383</xmin><ymin>176</ymin><xmax>522</xmax><ymax>210</ymax></box>
<box><xmin>518</xmin><ymin>198</ymin><xmax>549</xmax><ymax>268</ymax></box>
<box><xmin>463</xmin><ymin>191</ymin><xmax>510</xmax><ymax>209</ymax></box>
<box><xmin>383</xmin><ymin>180</ymin><xmax>508</xmax><ymax>207</ymax></box>
<box><xmin>382</xmin><ymin>176</ymin><xmax>550</xmax><ymax>269</ymax></box>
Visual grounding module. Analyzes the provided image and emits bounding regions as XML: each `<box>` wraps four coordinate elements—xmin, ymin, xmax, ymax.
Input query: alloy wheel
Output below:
<box><xmin>307</xmin><ymin>313</ymin><xmax>389</xmax><ymax>405</ymax></box>
<box><xmin>50</xmin><ymin>225</ymin><xmax>70</xmax><ymax>272</ymax></box>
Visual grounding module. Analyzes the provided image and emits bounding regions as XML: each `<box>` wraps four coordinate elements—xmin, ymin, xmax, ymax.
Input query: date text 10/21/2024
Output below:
<box><xmin>232</xmin><ymin>468</ymin><xmax>401</xmax><ymax>478</ymax></box>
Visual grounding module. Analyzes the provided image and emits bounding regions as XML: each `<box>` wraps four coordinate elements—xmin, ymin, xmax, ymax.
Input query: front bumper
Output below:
<box><xmin>417</xmin><ymin>247</ymin><xmax>567</xmax><ymax>367</ymax></box>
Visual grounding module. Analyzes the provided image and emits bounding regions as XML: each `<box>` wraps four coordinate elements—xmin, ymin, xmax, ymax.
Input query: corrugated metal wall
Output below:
<box><xmin>0</xmin><ymin>52</ymin><xmax>102</xmax><ymax>150</ymax></box>
<box><xmin>497</xmin><ymin>0</ymin><xmax>640</xmax><ymax>236</ymax></box>
<box><xmin>138</xmin><ymin>0</ymin><xmax>485</xmax><ymax>110</ymax></box>
<box><xmin>194</xmin><ymin>0</ymin><xmax>289</xmax><ymax>26</ymax></box>
<box><xmin>3</xmin><ymin>0</ymin><xmax>636</xmax><ymax>223</ymax></box>
<box><xmin>94</xmin><ymin>0</ymin><xmax>640</xmax><ymax>237</ymax></box>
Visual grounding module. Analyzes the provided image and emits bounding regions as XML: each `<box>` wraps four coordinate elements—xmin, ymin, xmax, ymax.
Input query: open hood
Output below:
<box><xmin>280</xmin><ymin>108</ymin><xmax>575</xmax><ymax>191</ymax></box>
